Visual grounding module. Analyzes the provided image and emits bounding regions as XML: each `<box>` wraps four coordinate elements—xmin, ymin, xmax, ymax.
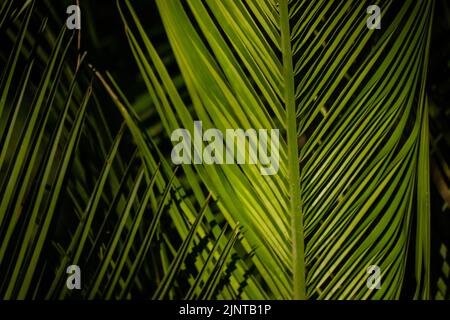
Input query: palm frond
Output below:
<box><xmin>115</xmin><ymin>0</ymin><xmax>434</xmax><ymax>299</ymax></box>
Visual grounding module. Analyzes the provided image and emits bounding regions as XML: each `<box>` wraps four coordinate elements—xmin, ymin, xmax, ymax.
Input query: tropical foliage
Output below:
<box><xmin>0</xmin><ymin>0</ymin><xmax>449</xmax><ymax>300</ymax></box>
<box><xmin>0</xmin><ymin>0</ymin><xmax>240</xmax><ymax>300</ymax></box>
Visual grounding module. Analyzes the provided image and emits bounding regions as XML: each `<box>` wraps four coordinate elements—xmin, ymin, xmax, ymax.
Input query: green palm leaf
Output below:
<box><xmin>116</xmin><ymin>0</ymin><xmax>434</xmax><ymax>299</ymax></box>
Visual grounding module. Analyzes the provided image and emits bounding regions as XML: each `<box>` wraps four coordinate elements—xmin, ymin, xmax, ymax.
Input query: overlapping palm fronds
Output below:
<box><xmin>0</xmin><ymin>0</ymin><xmax>241</xmax><ymax>300</ymax></box>
<box><xmin>2</xmin><ymin>0</ymin><xmax>447</xmax><ymax>301</ymax></box>
<box><xmin>114</xmin><ymin>0</ymin><xmax>434</xmax><ymax>299</ymax></box>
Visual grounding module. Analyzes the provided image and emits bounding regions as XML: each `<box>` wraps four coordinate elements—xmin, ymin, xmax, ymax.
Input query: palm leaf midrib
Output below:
<box><xmin>279</xmin><ymin>0</ymin><xmax>306</xmax><ymax>300</ymax></box>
